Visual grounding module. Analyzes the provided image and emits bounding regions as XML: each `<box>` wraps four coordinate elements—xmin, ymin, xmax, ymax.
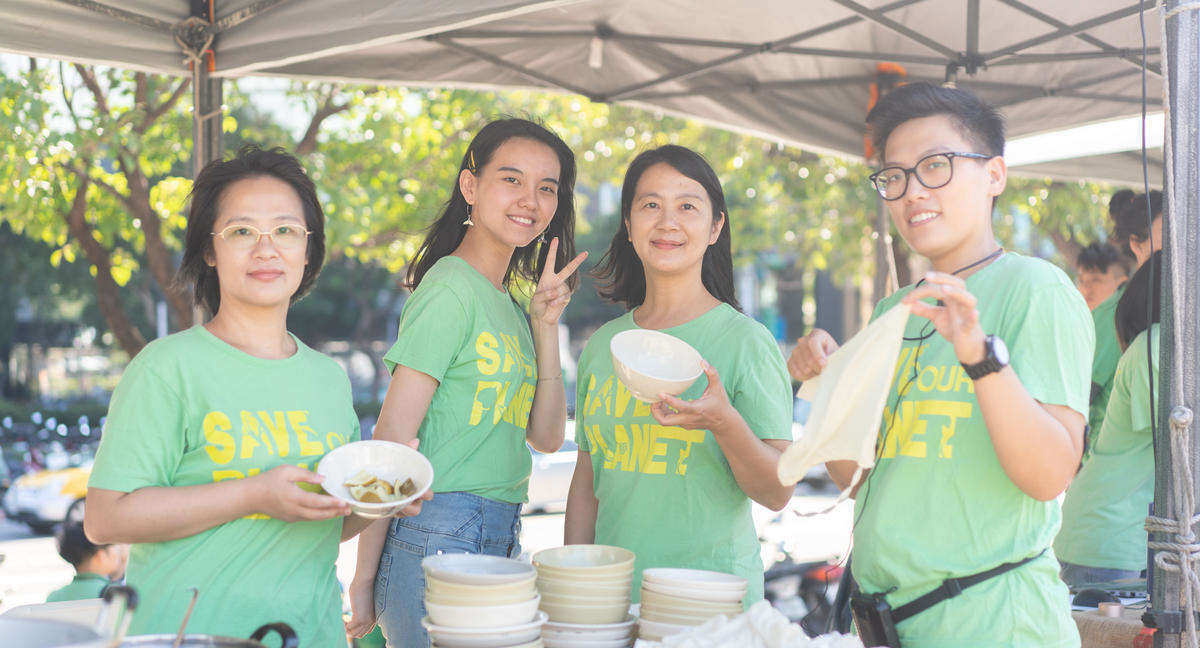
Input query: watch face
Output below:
<box><xmin>991</xmin><ymin>336</ymin><xmax>1009</xmax><ymax>365</ymax></box>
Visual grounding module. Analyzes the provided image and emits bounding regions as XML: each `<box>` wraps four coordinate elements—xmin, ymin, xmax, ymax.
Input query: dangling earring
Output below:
<box><xmin>463</xmin><ymin>204</ymin><xmax>474</xmax><ymax>226</ymax></box>
<box><xmin>538</xmin><ymin>231</ymin><xmax>546</xmax><ymax>245</ymax></box>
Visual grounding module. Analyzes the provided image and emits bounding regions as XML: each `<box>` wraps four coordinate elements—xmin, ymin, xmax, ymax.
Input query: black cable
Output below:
<box><xmin>1137</xmin><ymin>0</ymin><xmax>1156</xmax><ymax>458</ymax></box>
<box><xmin>852</xmin><ymin>247</ymin><xmax>1005</xmax><ymax>531</ymax></box>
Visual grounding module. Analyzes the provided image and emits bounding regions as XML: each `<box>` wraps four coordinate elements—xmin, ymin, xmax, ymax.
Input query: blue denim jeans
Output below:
<box><xmin>374</xmin><ymin>492</ymin><xmax>522</xmax><ymax>648</ymax></box>
<box><xmin>1059</xmin><ymin>560</ymin><xmax>1142</xmax><ymax>589</ymax></box>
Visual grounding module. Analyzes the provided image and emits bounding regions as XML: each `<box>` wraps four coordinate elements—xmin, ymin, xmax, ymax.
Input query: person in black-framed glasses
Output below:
<box><xmin>868</xmin><ymin>151</ymin><xmax>993</xmax><ymax>201</ymax></box>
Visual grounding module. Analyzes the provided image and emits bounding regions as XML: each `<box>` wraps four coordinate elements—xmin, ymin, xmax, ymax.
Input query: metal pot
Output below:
<box><xmin>1</xmin><ymin>585</ymin><xmax>297</xmax><ymax>648</ymax></box>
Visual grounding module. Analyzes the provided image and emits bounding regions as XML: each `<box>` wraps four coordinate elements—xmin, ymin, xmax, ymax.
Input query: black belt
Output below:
<box><xmin>891</xmin><ymin>549</ymin><xmax>1047</xmax><ymax>624</ymax></box>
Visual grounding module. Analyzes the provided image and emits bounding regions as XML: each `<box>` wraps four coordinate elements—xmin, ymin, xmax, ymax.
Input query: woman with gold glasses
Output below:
<box><xmin>84</xmin><ymin>146</ymin><xmax>427</xmax><ymax>648</ymax></box>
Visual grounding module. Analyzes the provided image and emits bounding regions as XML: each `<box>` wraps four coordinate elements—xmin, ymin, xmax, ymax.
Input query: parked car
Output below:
<box><xmin>2</xmin><ymin>464</ymin><xmax>89</xmax><ymax>535</ymax></box>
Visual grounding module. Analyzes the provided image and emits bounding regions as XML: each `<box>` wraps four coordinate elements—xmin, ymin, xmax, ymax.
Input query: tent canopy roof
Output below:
<box><xmin>2</xmin><ymin>0</ymin><xmax>1164</xmax><ymax>182</ymax></box>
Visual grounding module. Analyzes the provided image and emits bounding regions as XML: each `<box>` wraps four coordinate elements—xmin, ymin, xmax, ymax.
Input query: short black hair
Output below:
<box><xmin>177</xmin><ymin>146</ymin><xmax>326</xmax><ymax>315</ymax></box>
<box><xmin>594</xmin><ymin>145</ymin><xmax>740</xmax><ymax>310</ymax></box>
<box><xmin>1077</xmin><ymin>241</ymin><xmax>1129</xmax><ymax>276</ymax></box>
<box><xmin>866</xmin><ymin>82</ymin><xmax>1006</xmax><ymax>161</ymax></box>
<box><xmin>57</xmin><ymin>521</ymin><xmax>106</xmax><ymax>568</ymax></box>
<box><xmin>1111</xmin><ymin>191</ymin><xmax>1165</xmax><ymax>260</ymax></box>
<box><xmin>1115</xmin><ymin>249</ymin><xmax>1162</xmax><ymax>350</ymax></box>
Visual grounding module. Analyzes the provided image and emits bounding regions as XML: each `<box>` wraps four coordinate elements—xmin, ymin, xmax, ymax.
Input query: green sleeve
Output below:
<box><xmin>383</xmin><ymin>284</ymin><xmax>470</xmax><ymax>379</ymax></box>
<box><xmin>730</xmin><ymin>324</ymin><xmax>794</xmax><ymax>442</ymax></box>
<box><xmin>574</xmin><ymin>344</ymin><xmax>593</xmax><ymax>453</ymax></box>
<box><xmin>1113</xmin><ymin>330</ymin><xmax>1159</xmax><ymax>439</ymax></box>
<box><xmin>88</xmin><ymin>358</ymin><xmax>187</xmax><ymax>493</ymax></box>
<box><xmin>1005</xmin><ymin>284</ymin><xmax>1094</xmax><ymax>416</ymax></box>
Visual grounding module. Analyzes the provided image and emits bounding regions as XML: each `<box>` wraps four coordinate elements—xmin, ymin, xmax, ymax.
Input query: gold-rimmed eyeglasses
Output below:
<box><xmin>211</xmin><ymin>224</ymin><xmax>311</xmax><ymax>251</ymax></box>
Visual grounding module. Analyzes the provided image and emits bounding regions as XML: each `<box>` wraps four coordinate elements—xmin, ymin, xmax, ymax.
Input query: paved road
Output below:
<box><xmin>1</xmin><ymin>489</ymin><xmax>851</xmax><ymax>616</ymax></box>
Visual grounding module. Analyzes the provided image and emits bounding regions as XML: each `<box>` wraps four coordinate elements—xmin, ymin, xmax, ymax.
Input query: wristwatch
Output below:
<box><xmin>962</xmin><ymin>335</ymin><xmax>1009</xmax><ymax>380</ymax></box>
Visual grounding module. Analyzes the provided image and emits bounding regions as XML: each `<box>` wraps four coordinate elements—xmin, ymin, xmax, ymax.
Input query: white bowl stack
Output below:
<box><xmin>533</xmin><ymin>545</ymin><xmax>636</xmax><ymax>645</ymax></box>
<box><xmin>421</xmin><ymin>554</ymin><xmax>547</xmax><ymax>648</ymax></box>
<box><xmin>636</xmin><ymin>568</ymin><xmax>747</xmax><ymax>642</ymax></box>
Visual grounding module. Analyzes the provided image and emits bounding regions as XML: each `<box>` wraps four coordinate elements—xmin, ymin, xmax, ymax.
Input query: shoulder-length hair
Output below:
<box><xmin>177</xmin><ymin>145</ymin><xmax>326</xmax><ymax>315</ymax></box>
<box><xmin>1115</xmin><ymin>249</ymin><xmax>1162</xmax><ymax>350</ymax></box>
<box><xmin>593</xmin><ymin>145</ymin><xmax>739</xmax><ymax>310</ymax></box>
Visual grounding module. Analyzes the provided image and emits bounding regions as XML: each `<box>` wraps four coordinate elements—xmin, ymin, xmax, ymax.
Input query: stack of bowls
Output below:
<box><xmin>541</xmin><ymin>616</ymin><xmax>637</xmax><ymax>648</ymax></box>
<box><xmin>636</xmin><ymin>568</ymin><xmax>747</xmax><ymax>642</ymax></box>
<box><xmin>421</xmin><ymin>553</ymin><xmax>547</xmax><ymax>648</ymax></box>
<box><xmin>533</xmin><ymin>545</ymin><xmax>635</xmax><ymax>631</ymax></box>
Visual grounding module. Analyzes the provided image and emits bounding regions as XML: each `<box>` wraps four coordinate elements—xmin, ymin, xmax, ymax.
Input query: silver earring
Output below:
<box><xmin>463</xmin><ymin>204</ymin><xmax>474</xmax><ymax>226</ymax></box>
<box><xmin>538</xmin><ymin>231</ymin><xmax>546</xmax><ymax>245</ymax></box>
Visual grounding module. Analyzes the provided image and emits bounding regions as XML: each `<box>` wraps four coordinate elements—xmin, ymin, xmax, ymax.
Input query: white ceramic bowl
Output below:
<box><xmin>639</xmin><ymin>588</ymin><xmax>743</xmax><ymax>613</ymax></box>
<box><xmin>635</xmin><ymin>618</ymin><xmax>692</xmax><ymax>642</ymax></box>
<box><xmin>423</xmin><ymin>610</ymin><xmax>548</xmax><ymax>647</ymax></box>
<box><xmin>609</xmin><ymin>330</ymin><xmax>703</xmax><ymax>403</ymax></box>
<box><xmin>537</xmin><ymin>577</ymin><xmax>630</xmax><ymax>597</ymax></box>
<box><xmin>426</xmin><ymin>594</ymin><xmax>540</xmax><ymax>628</ymax></box>
<box><xmin>423</xmin><ymin>553</ymin><xmax>537</xmax><ymax>586</ymax></box>
<box><xmin>638</xmin><ymin>605</ymin><xmax>728</xmax><ymax>626</ymax></box>
<box><xmin>316</xmin><ymin>440</ymin><xmax>433</xmax><ymax>518</ymax></box>
<box><xmin>426</xmin><ymin>587</ymin><xmax>537</xmax><ymax>606</ymax></box>
<box><xmin>641</xmin><ymin>568</ymin><xmax>747</xmax><ymax>590</ymax></box>
<box><xmin>539</xmin><ymin>599</ymin><xmax>630</xmax><ymax>625</ymax></box>
<box><xmin>428</xmin><ymin>573</ymin><xmax>538</xmax><ymax>598</ymax></box>
<box><xmin>533</xmin><ymin>545</ymin><xmax>636</xmax><ymax>576</ymax></box>
<box><xmin>540</xmin><ymin>591</ymin><xmax>629</xmax><ymax>609</ymax></box>
<box><xmin>640</xmin><ymin>579</ymin><xmax>744</xmax><ymax>604</ymax></box>
<box><xmin>541</xmin><ymin>636</ymin><xmax>632</xmax><ymax>648</ymax></box>
<box><xmin>542</xmin><ymin>615</ymin><xmax>636</xmax><ymax>641</ymax></box>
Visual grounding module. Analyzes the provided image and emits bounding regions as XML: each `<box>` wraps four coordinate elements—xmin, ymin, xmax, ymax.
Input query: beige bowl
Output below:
<box><xmin>428</xmin><ymin>573</ymin><xmax>538</xmax><ymax>598</ymax></box>
<box><xmin>423</xmin><ymin>611</ymin><xmax>547</xmax><ymax>647</ymax></box>
<box><xmin>542</xmin><ymin>615</ymin><xmax>636</xmax><ymax>641</ymax></box>
<box><xmin>537</xmin><ymin>577</ymin><xmax>630</xmax><ymax>597</ymax></box>
<box><xmin>609</xmin><ymin>330</ymin><xmax>703</xmax><ymax>403</ymax></box>
<box><xmin>538</xmin><ymin>599</ymin><xmax>630</xmax><ymax>625</ymax></box>
<box><xmin>636</xmin><ymin>618</ymin><xmax>692</xmax><ymax>642</ymax></box>
<box><xmin>533</xmin><ymin>545</ymin><xmax>635</xmax><ymax>576</ymax></box>
<box><xmin>540</xmin><ymin>591</ymin><xmax>629</xmax><ymax>608</ymax></box>
<box><xmin>423</xmin><ymin>553</ymin><xmax>537</xmax><ymax>586</ymax></box>
<box><xmin>426</xmin><ymin>595</ymin><xmax>540</xmax><ymax>628</ymax></box>
<box><xmin>640</xmin><ymin>579</ymin><xmax>743</xmax><ymax>604</ymax></box>
<box><xmin>641</xmin><ymin>568</ymin><xmax>746</xmax><ymax>591</ymax></box>
<box><xmin>639</xmin><ymin>605</ymin><xmax>730</xmax><ymax>626</ymax></box>
<box><xmin>316</xmin><ymin>440</ymin><xmax>434</xmax><ymax>518</ymax></box>
<box><xmin>426</xmin><ymin>588</ymin><xmax>537</xmax><ymax>607</ymax></box>
<box><xmin>639</xmin><ymin>588</ymin><xmax>743</xmax><ymax>613</ymax></box>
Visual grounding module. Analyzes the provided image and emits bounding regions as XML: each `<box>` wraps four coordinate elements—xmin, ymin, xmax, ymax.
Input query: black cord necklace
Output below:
<box><xmin>902</xmin><ymin>247</ymin><xmax>1004</xmax><ymax>342</ymax></box>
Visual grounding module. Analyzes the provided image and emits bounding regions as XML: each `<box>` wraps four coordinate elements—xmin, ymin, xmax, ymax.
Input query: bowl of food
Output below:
<box><xmin>316</xmin><ymin>440</ymin><xmax>433</xmax><ymax>518</ymax></box>
<box><xmin>609</xmin><ymin>329</ymin><xmax>703</xmax><ymax>403</ymax></box>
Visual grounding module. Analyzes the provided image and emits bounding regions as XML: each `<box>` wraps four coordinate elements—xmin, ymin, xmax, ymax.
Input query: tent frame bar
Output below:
<box><xmin>826</xmin><ymin>0</ymin><xmax>962</xmax><ymax>59</ymax></box>
<box><xmin>984</xmin><ymin>2</ymin><xmax>1150</xmax><ymax>61</ymax></box>
<box><xmin>996</xmin><ymin>0</ymin><xmax>1162</xmax><ymax>74</ymax></box>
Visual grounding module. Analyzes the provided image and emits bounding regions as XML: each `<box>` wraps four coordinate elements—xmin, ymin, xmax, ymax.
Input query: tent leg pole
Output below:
<box><xmin>1155</xmin><ymin>3</ymin><xmax>1200</xmax><ymax>647</ymax></box>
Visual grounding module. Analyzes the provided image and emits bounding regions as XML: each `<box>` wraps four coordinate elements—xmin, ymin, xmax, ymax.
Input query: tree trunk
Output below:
<box><xmin>64</xmin><ymin>175</ymin><xmax>146</xmax><ymax>357</ymax></box>
<box><xmin>123</xmin><ymin>162</ymin><xmax>193</xmax><ymax>329</ymax></box>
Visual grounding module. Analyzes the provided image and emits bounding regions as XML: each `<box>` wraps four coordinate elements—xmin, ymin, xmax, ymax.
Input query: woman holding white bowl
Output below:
<box><xmin>564</xmin><ymin>145</ymin><xmax>794</xmax><ymax>606</ymax></box>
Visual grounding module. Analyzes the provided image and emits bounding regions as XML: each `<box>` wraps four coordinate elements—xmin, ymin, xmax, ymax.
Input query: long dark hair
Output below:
<box><xmin>1115</xmin><ymin>249</ymin><xmax>1162</xmax><ymax>350</ymax></box>
<box><xmin>405</xmin><ymin>118</ymin><xmax>578</xmax><ymax>291</ymax></box>
<box><xmin>178</xmin><ymin>145</ymin><xmax>326</xmax><ymax>315</ymax></box>
<box><xmin>594</xmin><ymin>145</ymin><xmax>739</xmax><ymax>310</ymax></box>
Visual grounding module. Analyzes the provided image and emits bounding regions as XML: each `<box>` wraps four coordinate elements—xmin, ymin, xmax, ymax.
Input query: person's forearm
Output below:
<box><xmin>564</xmin><ymin>458</ymin><xmax>597</xmax><ymax>544</ymax></box>
<box><xmin>711</xmin><ymin>414</ymin><xmax>793</xmax><ymax>511</ymax></box>
<box><xmin>86</xmin><ymin>481</ymin><xmax>255</xmax><ymax>544</ymax></box>
<box><xmin>824</xmin><ymin>460</ymin><xmax>867</xmax><ymax>496</ymax></box>
<box><xmin>527</xmin><ymin>322</ymin><xmax>566</xmax><ymax>453</ymax></box>
<box><xmin>975</xmin><ymin>368</ymin><xmax>1081</xmax><ymax>501</ymax></box>
<box><xmin>351</xmin><ymin>519</ymin><xmax>390</xmax><ymax>588</ymax></box>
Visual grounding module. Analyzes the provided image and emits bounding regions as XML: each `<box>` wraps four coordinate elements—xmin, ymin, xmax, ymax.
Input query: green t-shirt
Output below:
<box><xmin>89</xmin><ymin>326</ymin><xmax>359</xmax><ymax>648</ymax></box>
<box><xmin>1087</xmin><ymin>285</ymin><xmax>1125</xmax><ymax>459</ymax></box>
<box><xmin>46</xmin><ymin>573</ymin><xmax>110</xmax><ymax>602</ymax></box>
<box><xmin>852</xmin><ymin>253</ymin><xmax>1091</xmax><ymax>648</ymax></box>
<box><xmin>575</xmin><ymin>304</ymin><xmax>793</xmax><ymax>607</ymax></box>
<box><xmin>384</xmin><ymin>256</ymin><xmax>537</xmax><ymax>504</ymax></box>
<box><xmin>1057</xmin><ymin>325</ymin><xmax>1158</xmax><ymax>571</ymax></box>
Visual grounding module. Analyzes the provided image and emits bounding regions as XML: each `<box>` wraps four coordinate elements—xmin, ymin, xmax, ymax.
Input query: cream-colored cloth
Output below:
<box><xmin>634</xmin><ymin>600</ymin><xmax>863</xmax><ymax>648</ymax></box>
<box><xmin>777</xmin><ymin>303</ymin><xmax>912</xmax><ymax>496</ymax></box>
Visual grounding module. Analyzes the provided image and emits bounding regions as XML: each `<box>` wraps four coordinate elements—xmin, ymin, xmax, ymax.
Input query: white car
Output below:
<box><xmin>525</xmin><ymin>423</ymin><xmax>580</xmax><ymax>514</ymax></box>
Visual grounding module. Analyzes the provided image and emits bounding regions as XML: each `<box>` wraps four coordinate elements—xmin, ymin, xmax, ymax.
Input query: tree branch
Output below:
<box><xmin>73</xmin><ymin>64</ymin><xmax>110</xmax><ymax>114</ymax></box>
<box><xmin>138</xmin><ymin>77</ymin><xmax>191</xmax><ymax>134</ymax></box>
<box><xmin>134</xmin><ymin>73</ymin><xmax>148</xmax><ymax>114</ymax></box>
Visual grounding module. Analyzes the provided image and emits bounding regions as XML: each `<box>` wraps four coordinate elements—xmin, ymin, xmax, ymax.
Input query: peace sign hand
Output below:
<box><xmin>903</xmin><ymin>271</ymin><xmax>988</xmax><ymax>365</ymax></box>
<box><xmin>530</xmin><ymin>237</ymin><xmax>588</xmax><ymax>327</ymax></box>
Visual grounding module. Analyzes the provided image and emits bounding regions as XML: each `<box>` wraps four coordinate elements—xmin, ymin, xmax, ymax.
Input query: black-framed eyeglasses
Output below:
<box><xmin>868</xmin><ymin>152</ymin><xmax>993</xmax><ymax>201</ymax></box>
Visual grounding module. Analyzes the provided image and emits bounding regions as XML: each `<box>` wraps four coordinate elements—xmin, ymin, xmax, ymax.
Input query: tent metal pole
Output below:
<box><xmin>984</xmin><ymin>3</ymin><xmax>1148</xmax><ymax>61</ymax></box>
<box><xmin>825</xmin><ymin>0</ymin><xmax>960</xmax><ymax>59</ymax></box>
<box><xmin>189</xmin><ymin>0</ymin><xmax>223</xmax><ymax>180</ymax></box>
<box><xmin>1155</xmin><ymin>2</ymin><xmax>1200</xmax><ymax>647</ymax></box>
<box><xmin>994</xmin><ymin>0</ymin><xmax>1163</xmax><ymax>75</ymax></box>
<box><xmin>425</xmin><ymin>36</ymin><xmax>594</xmax><ymax>98</ymax></box>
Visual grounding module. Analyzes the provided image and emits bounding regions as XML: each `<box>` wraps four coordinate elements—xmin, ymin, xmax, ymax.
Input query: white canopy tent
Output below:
<box><xmin>2</xmin><ymin>2</ymin><xmax>1197</xmax><ymax>645</ymax></box>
